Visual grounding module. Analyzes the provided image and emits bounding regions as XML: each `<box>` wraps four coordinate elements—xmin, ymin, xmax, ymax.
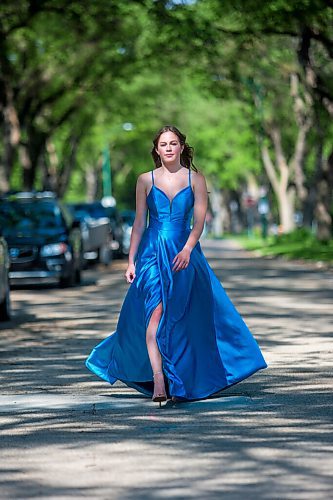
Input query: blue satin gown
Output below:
<box><xmin>85</xmin><ymin>168</ymin><xmax>267</xmax><ymax>400</ymax></box>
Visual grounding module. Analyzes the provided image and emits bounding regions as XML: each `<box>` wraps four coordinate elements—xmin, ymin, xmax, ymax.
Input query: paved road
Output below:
<box><xmin>0</xmin><ymin>239</ymin><xmax>332</xmax><ymax>499</ymax></box>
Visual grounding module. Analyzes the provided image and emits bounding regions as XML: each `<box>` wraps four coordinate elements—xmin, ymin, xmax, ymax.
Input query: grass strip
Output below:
<box><xmin>228</xmin><ymin>228</ymin><xmax>333</xmax><ymax>264</ymax></box>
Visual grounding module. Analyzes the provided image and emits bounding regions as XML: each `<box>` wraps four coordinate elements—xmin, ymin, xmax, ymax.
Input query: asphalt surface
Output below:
<box><xmin>0</xmin><ymin>239</ymin><xmax>332</xmax><ymax>499</ymax></box>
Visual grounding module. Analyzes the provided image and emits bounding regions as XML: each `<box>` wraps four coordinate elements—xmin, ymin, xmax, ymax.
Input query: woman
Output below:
<box><xmin>86</xmin><ymin>125</ymin><xmax>267</xmax><ymax>406</ymax></box>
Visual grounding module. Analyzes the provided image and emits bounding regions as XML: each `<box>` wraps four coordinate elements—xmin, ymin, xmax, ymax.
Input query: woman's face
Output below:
<box><xmin>156</xmin><ymin>131</ymin><xmax>183</xmax><ymax>166</ymax></box>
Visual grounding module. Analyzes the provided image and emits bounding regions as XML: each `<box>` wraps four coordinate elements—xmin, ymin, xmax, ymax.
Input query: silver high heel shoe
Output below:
<box><xmin>152</xmin><ymin>371</ymin><xmax>167</xmax><ymax>407</ymax></box>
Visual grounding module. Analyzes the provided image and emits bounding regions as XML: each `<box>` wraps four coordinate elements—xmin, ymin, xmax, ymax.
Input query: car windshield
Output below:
<box><xmin>0</xmin><ymin>201</ymin><xmax>65</xmax><ymax>236</ymax></box>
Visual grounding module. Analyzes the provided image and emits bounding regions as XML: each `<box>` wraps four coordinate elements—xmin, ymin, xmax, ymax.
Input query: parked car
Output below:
<box><xmin>119</xmin><ymin>209</ymin><xmax>135</xmax><ymax>255</ymax></box>
<box><xmin>102</xmin><ymin>205</ymin><xmax>126</xmax><ymax>258</ymax></box>
<box><xmin>0</xmin><ymin>230</ymin><xmax>11</xmax><ymax>321</ymax></box>
<box><xmin>0</xmin><ymin>191</ymin><xmax>83</xmax><ymax>287</ymax></box>
<box><xmin>67</xmin><ymin>202</ymin><xmax>112</xmax><ymax>265</ymax></box>
<box><xmin>70</xmin><ymin>201</ymin><xmax>125</xmax><ymax>259</ymax></box>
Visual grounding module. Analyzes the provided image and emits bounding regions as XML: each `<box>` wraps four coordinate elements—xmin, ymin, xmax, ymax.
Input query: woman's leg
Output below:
<box><xmin>146</xmin><ymin>301</ymin><xmax>163</xmax><ymax>373</ymax></box>
<box><xmin>146</xmin><ymin>301</ymin><xmax>167</xmax><ymax>400</ymax></box>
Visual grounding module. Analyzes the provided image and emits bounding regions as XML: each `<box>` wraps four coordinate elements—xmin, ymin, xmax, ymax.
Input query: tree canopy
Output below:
<box><xmin>1</xmin><ymin>0</ymin><xmax>332</xmax><ymax>237</ymax></box>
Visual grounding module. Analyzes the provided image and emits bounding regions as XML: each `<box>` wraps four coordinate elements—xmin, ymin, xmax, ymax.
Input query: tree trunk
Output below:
<box><xmin>278</xmin><ymin>185</ymin><xmax>296</xmax><ymax>233</ymax></box>
<box><xmin>19</xmin><ymin>129</ymin><xmax>47</xmax><ymax>190</ymax></box>
<box><xmin>210</xmin><ymin>184</ymin><xmax>228</xmax><ymax>236</ymax></box>
<box><xmin>21</xmin><ymin>150</ymin><xmax>41</xmax><ymax>191</ymax></box>
<box><xmin>0</xmin><ymin>84</ymin><xmax>21</xmax><ymax>192</ymax></box>
<box><xmin>314</xmin><ymin>151</ymin><xmax>333</xmax><ymax>241</ymax></box>
<box><xmin>261</xmin><ymin>135</ymin><xmax>296</xmax><ymax>233</ymax></box>
<box><xmin>298</xmin><ymin>28</ymin><xmax>333</xmax><ymax>122</ymax></box>
<box><xmin>42</xmin><ymin>139</ymin><xmax>59</xmax><ymax>192</ymax></box>
<box><xmin>86</xmin><ymin>167</ymin><xmax>99</xmax><ymax>202</ymax></box>
<box><xmin>254</xmin><ymin>72</ymin><xmax>311</xmax><ymax>233</ymax></box>
<box><xmin>57</xmin><ymin>135</ymin><xmax>79</xmax><ymax>198</ymax></box>
<box><xmin>19</xmin><ymin>144</ymin><xmax>33</xmax><ymax>190</ymax></box>
<box><xmin>0</xmin><ymin>36</ymin><xmax>21</xmax><ymax>190</ymax></box>
<box><xmin>298</xmin><ymin>29</ymin><xmax>333</xmax><ymax>239</ymax></box>
<box><xmin>0</xmin><ymin>164</ymin><xmax>9</xmax><ymax>193</ymax></box>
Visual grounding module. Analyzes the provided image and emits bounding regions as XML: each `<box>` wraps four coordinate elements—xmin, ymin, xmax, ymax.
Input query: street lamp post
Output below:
<box><xmin>102</xmin><ymin>146</ymin><xmax>112</xmax><ymax>198</ymax></box>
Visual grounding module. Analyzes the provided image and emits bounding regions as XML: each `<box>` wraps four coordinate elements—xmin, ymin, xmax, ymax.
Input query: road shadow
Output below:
<box><xmin>0</xmin><ymin>239</ymin><xmax>332</xmax><ymax>498</ymax></box>
<box><xmin>0</xmin><ymin>378</ymin><xmax>332</xmax><ymax>498</ymax></box>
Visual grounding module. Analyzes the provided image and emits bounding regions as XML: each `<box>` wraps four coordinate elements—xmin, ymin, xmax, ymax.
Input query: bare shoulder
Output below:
<box><xmin>191</xmin><ymin>170</ymin><xmax>207</xmax><ymax>191</ymax></box>
<box><xmin>137</xmin><ymin>171</ymin><xmax>152</xmax><ymax>192</ymax></box>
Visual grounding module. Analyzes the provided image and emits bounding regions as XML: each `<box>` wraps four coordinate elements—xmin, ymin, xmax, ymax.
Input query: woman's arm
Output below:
<box><xmin>125</xmin><ymin>174</ymin><xmax>148</xmax><ymax>282</ymax></box>
<box><xmin>172</xmin><ymin>171</ymin><xmax>208</xmax><ymax>272</ymax></box>
<box><xmin>184</xmin><ymin>171</ymin><xmax>208</xmax><ymax>251</ymax></box>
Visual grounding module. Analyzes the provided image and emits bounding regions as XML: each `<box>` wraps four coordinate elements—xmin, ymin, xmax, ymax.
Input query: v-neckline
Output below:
<box><xmin>149</xmin><ymin>184</ymin><xmax>192</xmax><ymax>205</ymax></box>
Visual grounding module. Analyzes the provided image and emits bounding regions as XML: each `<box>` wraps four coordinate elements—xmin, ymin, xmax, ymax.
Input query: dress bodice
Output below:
<box><xmin>147</xmin><ymin>169</ymin><xmax>194</xmax><ymax>230</ymax></box>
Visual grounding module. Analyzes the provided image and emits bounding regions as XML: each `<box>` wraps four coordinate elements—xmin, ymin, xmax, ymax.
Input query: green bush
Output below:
<box><xmin>233</xmin><ymin>228</ymin><xmax>333</xmax><ymax>263</ymax></box>
<box><xmin>273</xmin><ymin>227</ymin><xmax>312</xmax><ymax>245</ymax></box>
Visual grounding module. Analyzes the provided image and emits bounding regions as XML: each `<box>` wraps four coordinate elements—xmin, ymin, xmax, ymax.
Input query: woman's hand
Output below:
<box><xmin>172</xmin><ymin>245</ymin><xmax>192</xmax><ymax>272</ymax></box>
<box><xmin>125</xmin><ymin>263</ymin><xmax>136</xmax><ymax>283</ymax></box>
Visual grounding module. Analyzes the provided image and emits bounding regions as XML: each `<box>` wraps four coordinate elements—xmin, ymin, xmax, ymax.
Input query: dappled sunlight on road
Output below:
<box><xmin>0</xmin><ymin>390</ymin><xmax>332</xmax><ymax>498</ymax></box>
<box><xmin>0</xmin><ymin>242</ymin><xmax>332</xmax><ymax>498</ymax></box>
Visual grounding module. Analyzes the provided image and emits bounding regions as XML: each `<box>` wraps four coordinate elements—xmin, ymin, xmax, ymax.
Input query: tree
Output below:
<box><xmin>148</xmin><ymin>0</ymin><xmax>333</xmax><ymax>236</ymax></box>
<box><xmin>199</xmin><ymin>0</ymin><xmax>333</xmax><ymax>236</ymax></box>
<box><xmin>0</xmin><ymin>0</ymin><xmax>151</xmax><ymax>191</ymax></box>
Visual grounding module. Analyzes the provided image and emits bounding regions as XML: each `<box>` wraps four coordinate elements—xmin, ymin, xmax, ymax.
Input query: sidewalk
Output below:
<box><xmin>0</xmin><ymin>239</ymin><xmax>332</xmax><ymax>499</ymax></box>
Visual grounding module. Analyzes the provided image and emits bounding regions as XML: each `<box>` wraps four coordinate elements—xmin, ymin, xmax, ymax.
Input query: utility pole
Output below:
<box><xmin>102</xmin><ymin>146</ymin><xmax>112</xmax><ymax>198</ymax></box>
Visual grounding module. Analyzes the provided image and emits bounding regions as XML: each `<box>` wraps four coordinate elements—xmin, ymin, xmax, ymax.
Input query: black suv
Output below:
<box><xmin>0</xmin><ymin>192</ymin><xmax>83</xmax><ymax>287</ymax></box>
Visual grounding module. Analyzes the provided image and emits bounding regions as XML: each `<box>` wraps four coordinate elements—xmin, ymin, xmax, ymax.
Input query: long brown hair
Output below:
<box><xmin>151</xmin><ymin>125</ymin><xmax>198</xmax><ymax>171</ymax></box>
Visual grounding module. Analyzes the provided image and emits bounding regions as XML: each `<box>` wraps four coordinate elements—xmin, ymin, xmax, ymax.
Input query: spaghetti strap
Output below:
<box><xmin>188</xmin><ymin>168</ymin><xmax>191</xmax><ymax>186</ymax></box>
<box><xmin>151</xmin><ymin>170</ymin><xmax>155</xmax><ymax>185</ymax></box>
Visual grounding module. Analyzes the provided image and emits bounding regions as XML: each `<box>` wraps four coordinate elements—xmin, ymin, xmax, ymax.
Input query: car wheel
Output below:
<box><xmin>59</xmin><ymin>266</ymin><xmax>75</xmax><ymax>288</ymax></box>
<box><xmin>119</xmin><ymin>245</ymin><xmax>126</xmax><ymax>259</ymax></box>
<box><xmin>113</xmin><ymin>243</ymin><xmax>123</xmax><ymax>260</ymax></box>
<box><xmin>0</xmin><ymin>280</ymin><xmax>11</xmax><ymax>321</ymax></box>
<box><xmin>99</xmin><ymin>241</ymin><xmax>112</xmax><ymax>266</ymax></box>
<box><xmin>75</xmin><ymin>248</ymin><xmax>83</xmax><ymax>283</ymax></box>
<box><xmin>75</xmin><ymin>268</ymin><xmax>81</xmax><ymax>284</ymax></box>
